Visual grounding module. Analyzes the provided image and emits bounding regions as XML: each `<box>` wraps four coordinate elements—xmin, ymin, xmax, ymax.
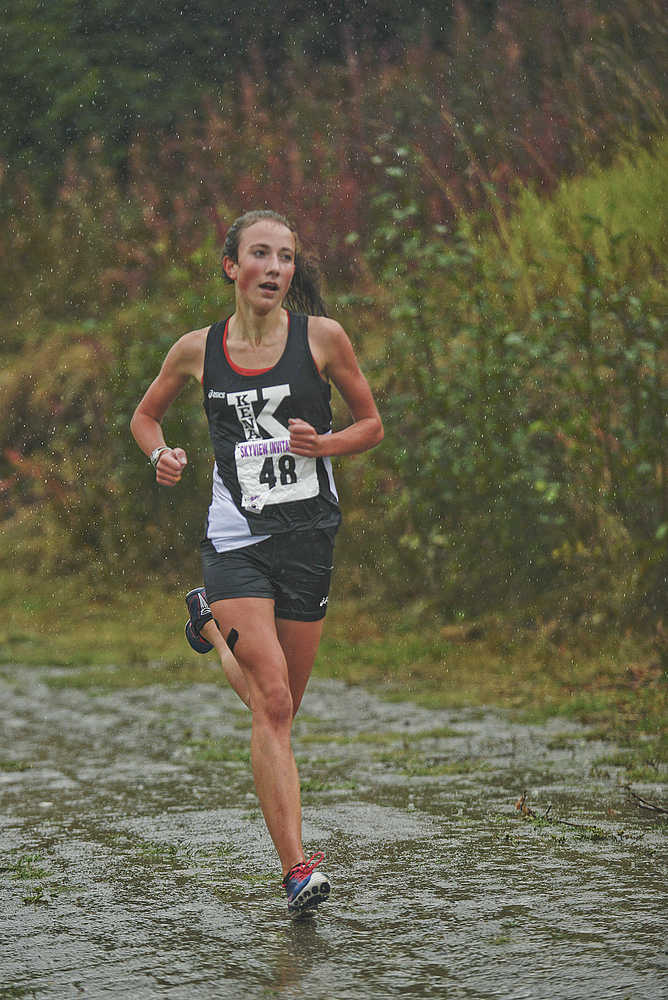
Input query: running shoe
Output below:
<box><xmin>184</xmin><ymin>587</ymin><xmax>214</xmax><ymax>654</ymax></box>
<box><xmin>282</xmin><ymin>852</ymin><xmax>331</xmax><ymax>914</ymax></box>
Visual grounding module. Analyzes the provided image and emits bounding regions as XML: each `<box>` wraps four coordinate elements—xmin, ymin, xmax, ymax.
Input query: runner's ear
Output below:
<box><xmin>222</xmin><ymin>255</ymin><xmax>238</xmax><ymax>281</ymax></box>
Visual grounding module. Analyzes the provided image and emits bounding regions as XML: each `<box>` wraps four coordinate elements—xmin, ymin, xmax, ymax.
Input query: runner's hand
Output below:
<box><xmin>288</xmin><ymin>419</ymin><xmax>323</xmax><ymax>457</ymax></box>
<box><xmin>156</xmin><ymin>447</ymin><xmax>188</xmax><ymax>485</ymax></box>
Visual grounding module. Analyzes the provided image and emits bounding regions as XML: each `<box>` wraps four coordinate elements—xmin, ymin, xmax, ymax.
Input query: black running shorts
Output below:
<box><xmin>200</xmin><ymin>526</ymin><xmax>337</xmax><ymax>622</ymax></box>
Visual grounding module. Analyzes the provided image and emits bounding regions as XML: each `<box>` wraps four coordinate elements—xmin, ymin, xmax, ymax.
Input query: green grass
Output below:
<box><xmin>0</xmin><ymin>571</ymin><xmax>208</xmax><ymax>670</ymax></box>
<box><xmin>374</xmin><ymin>750</ymin><xmax>489</xmax><ymax>777</ymax></box>
<box><xmin>591</xmin><ymin>745</ymin><xmax>666</xmax><ymax>784</ymax></box>
<box><xmin>300</xmin><ymin>777</ymin><xmax>358</xmax><ymax>793</ymax></box>
<box><xmin>295</xmin><ymin>728</ymin><xmax>408</xmax><ymax>746</ymax></box>
<box><xmin>0</xmin><ymin>759</ymin><xmax>34</xmax><ymax>772</ymax></box>
<box><xmin>4</xmin><ymin>852</ymin><xmax>73</xmax><ymax>907</ymax></box>
<box><xmin>10</xmin><ymin>854</ymin><xmax>49</xmax><ymax>880</ymax></box>
<box><xmin>184</xmin><ymin>737</ymin><xmax>250</xmax><ymax>764</ymax></box>
<box><xmin>44</xmin><ymin>661</ymin><xmax>224</xmax><ymax>691</ymax></box>
<box><xmin>133</xmin><ymin>839</ymin><xmax>204</xmax><ymax>863</ymax></box>
<box><xmin>486</xmin><ymin>136</ymin><xmax>668</xmax><ymax>310</ymax></box>
<box><xmin>0</xmin><ymin>571</ymin><xmax>664</xmax><ymax>775</ymax></box>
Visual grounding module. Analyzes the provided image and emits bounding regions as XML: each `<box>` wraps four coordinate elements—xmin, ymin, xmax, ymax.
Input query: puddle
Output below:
<box><xmin>1</xmin><ymin>667</ymin><xmax>666</xmax><ymax>999</ymax></box>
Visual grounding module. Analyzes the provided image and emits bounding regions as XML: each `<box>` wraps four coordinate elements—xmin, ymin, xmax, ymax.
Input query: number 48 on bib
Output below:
<box><xmin>235</xmin><ymin>436</ymin><xmax>320</xmax><ymax>513</ymax></box>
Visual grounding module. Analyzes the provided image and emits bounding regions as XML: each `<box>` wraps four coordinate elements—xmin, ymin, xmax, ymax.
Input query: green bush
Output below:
<box><xmin>362</xmin><ymin>141</ymin><xmax>667</xmax><ymax>622</ymax></box>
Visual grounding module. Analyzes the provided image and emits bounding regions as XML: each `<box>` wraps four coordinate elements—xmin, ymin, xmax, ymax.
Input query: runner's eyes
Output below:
<box><xmin>251</xmin><ymin>250</ymin><xmax>293</xmax><ymax>262</ymax></box>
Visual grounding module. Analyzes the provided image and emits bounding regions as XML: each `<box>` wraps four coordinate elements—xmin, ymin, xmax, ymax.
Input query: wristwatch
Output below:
<box><xmin>149</xmin><ymin>446</ymin><xmax>170</xmax><ymax>469</ymax></box>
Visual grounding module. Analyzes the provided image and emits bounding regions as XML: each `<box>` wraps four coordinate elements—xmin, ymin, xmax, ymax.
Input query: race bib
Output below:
<box><xmin>235</xmin><ymin>436</ymin><xmax>319</xmax><ymax>513</ymax></box>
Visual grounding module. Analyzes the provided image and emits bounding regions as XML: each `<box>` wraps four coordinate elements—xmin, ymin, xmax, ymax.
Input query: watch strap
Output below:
<box><xmin>150</xmin><ymin>446</ymin><xmax>170</xmax><ymax>468</ymax></box>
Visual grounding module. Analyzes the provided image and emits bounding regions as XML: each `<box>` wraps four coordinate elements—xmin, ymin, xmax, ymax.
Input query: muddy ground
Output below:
<box><xmin>1</xmin><ymin>665</ymin><xmax>666</xmax><ymax>999</ymax></box>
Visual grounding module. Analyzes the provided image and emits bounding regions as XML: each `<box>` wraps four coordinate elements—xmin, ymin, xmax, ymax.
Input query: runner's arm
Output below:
<box><xmin>289</xmin><ymin>319</ymin><xmax>383</xmax><ymax>458</ymax></box>
<box><xmin>130</xmin><ymin>329</ymin><xmax>206</xmax><ymax>485</ymax></box>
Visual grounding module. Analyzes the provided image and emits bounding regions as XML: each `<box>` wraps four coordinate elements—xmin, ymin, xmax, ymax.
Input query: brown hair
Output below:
<box><xmin>221</xmin><ymin>210</ymin><xmax>328</xmax><ymax>316</ymax></box>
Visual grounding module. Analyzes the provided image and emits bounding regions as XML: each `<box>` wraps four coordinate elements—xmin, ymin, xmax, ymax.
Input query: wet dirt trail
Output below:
<box><xmin>1</xmin><ymin>665</ymin><xmax>666</xmax><ymax>999</ymax></box>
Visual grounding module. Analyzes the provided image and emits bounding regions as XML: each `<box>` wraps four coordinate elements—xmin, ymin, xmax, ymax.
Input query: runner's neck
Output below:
<box><xmin>229</xmin><ymin>304</ymin><xmax>288</xmax><ymax>347</ymax></box>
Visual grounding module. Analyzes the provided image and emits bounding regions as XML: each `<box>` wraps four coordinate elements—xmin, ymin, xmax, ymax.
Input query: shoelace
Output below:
<box><xmin>283</xmin><ymin>851</ymin><xmax>325</xmax><ymax>886</ymax></box>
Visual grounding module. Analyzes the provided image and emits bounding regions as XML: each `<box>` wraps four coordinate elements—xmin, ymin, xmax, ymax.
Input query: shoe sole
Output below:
<box><xmin>287</xmin><ymin>874</ymin><xmax>331</xmax><ymax>914</ymax></box>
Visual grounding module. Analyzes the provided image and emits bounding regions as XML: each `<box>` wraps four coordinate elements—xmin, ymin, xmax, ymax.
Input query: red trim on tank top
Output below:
<box><xmin>223</xmin><ymin>314</ymin><xmax>291</xmax><ymax>375</ymax></box>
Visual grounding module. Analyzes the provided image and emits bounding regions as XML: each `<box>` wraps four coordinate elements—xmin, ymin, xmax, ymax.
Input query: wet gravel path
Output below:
<box><xmin>1</xmin><ymin>665</ymin><xmax>666</xmax><ymax>999</ymax></box>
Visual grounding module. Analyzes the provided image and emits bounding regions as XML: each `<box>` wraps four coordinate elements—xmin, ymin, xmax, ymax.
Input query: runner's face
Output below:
<box><xmin>228</xmin><ymin>221</ymin><xmax>296</xmax><ymax>312</ymax></box>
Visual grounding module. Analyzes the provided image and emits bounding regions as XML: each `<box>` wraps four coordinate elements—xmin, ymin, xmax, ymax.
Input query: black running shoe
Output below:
<box><xmin>184</xmin><ymin>587</ymin><xmax>214</xmax><ymax>654</ymax></box>
<box><xmin>283</xmin><ymin>853</ymin><xmax>331</xmax><ymax>914</ymax></box>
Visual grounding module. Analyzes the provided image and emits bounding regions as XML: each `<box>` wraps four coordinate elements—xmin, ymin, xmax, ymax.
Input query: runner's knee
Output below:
<box><xmin>252</xmin><ymin>680</ymin><xmax>293</xmax><ymax>728</ymax></box>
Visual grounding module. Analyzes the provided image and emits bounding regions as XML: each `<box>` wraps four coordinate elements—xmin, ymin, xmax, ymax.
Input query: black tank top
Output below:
<box><xmin>202</xmin><ymin>311</ymin><xmax>341</xmax><ymax>536</ymax></box>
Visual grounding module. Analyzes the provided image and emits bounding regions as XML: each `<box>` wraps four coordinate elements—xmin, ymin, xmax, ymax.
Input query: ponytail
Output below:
<box><xmin>222</xmin><ymin>209</ymin><xmax>328</xmax><ymax>317</ymax></box>
<box><xmin>285</xmin><ymin>250</ymin><xmax>328</xmax><ymax>317</ymax></box>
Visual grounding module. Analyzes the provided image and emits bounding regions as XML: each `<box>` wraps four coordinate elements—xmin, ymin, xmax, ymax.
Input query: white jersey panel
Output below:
<box><xmin>322</xmin><ymin>454</ymin><xmax>339</xmax><ymax>501</ymax></box>
<box><xmin>206</xmin><ymin>463</ymin><xmax>270</xmax><ymax>553</ymax></box>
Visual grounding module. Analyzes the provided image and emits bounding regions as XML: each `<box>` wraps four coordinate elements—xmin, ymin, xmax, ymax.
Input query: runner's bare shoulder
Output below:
<box><xmin>164</xmin><ymin>326</ymin><xmax>209</xmax><ymax>380</ymax></box>
<box><xmin>306</xmin><ymin>316</ymin><xmax>350</xmax><ymax>378</ymax></box>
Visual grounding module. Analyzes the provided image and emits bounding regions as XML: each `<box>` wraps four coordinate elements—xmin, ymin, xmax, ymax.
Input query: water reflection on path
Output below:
<box><xmin>1</xmin><ymin>667</ymin><xmax>666</xmax><ymax>999</ymax></box>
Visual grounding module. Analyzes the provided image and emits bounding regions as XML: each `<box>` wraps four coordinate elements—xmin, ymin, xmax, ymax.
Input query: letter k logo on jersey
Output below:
<box><xmin>227</xmin><ymin>384</ymin><xmax>291</xmax><ymax>440</ymax></box>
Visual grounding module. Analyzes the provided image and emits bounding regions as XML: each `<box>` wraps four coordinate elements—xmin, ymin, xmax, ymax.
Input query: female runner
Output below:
<box><xmin>130</xmin><ymin>210</ymin><xmax>383</xmax><ymax>913</ymax></box>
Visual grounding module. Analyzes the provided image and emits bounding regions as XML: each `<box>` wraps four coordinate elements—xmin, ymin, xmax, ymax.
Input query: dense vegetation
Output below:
<box><xmin>1</xmin><ymin>0</ymin><xmax>666</xmax><ymax>634</ymax></box>
<box><xmin>7</xmin><ymin>0</ymin><xmax>662</xmax><ymax>185</ymax></box>
<box><xmin>2</xmin><ymin>0</ymin><xmax>466</xmax><ymax>178</ymax></box>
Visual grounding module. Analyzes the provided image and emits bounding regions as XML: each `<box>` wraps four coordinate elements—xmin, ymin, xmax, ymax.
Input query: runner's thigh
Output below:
<box><xmin>210</xmin><ymin>597</ymin><xmax>289</xmax><ymax>700</ymax></box>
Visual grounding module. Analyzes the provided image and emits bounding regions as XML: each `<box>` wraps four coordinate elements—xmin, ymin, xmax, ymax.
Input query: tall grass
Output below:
<box><xmin>2</xmin><ymin>0</ymin><xmax>665</xmax><ymax>328</ymax></box>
